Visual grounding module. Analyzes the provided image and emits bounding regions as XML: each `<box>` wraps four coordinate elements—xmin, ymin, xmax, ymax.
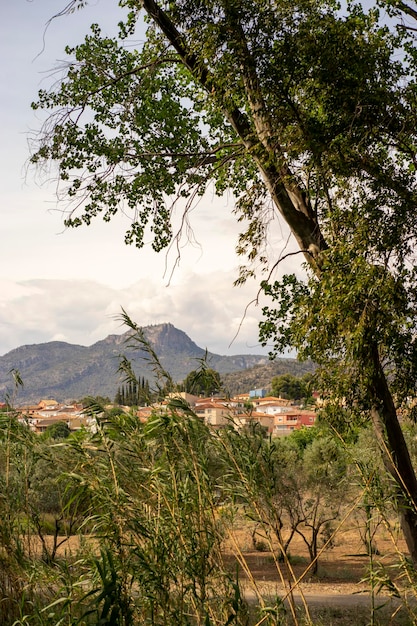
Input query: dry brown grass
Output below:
<box><xmin>221</xmin><ymin>521</ymin><xmax>416</xmax><ymax>625</ymax></box>
<box><xmin>28</xmin><ymin>521</ymin><xmax>416</xmax><ymax>625</ymax></box>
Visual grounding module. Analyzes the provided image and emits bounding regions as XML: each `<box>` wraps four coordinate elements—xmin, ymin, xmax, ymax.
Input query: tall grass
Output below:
<box><xmin>2</xmin><ymin>319</ymin><xmax>417</xmax><ymax>624</ymax></box>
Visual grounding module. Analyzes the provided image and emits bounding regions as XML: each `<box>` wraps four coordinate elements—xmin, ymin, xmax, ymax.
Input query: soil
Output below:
<box><xmin>43</xmin><ymin>523</ymin><xmax>415</xmax><ymax>623</ymax></box>
<box><xmin>221</xmin><ymin>523</ymin><xmax>415</xmax><ymax>622</ymax></box>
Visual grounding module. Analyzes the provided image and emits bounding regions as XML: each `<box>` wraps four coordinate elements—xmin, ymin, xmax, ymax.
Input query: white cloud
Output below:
<box><xmin>0</xmin><ymin>0</ymin><xmax>307</xmax><ymax>361</ymax></box>
<box><xmin>0</xmin><ymin>269</ymin><xmax>295</xmax><ymax>357</ymax></box>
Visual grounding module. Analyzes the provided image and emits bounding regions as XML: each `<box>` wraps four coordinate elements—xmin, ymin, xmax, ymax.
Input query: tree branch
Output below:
<box><xmin>396</xmin><ymin>0</ymin><xmax>417</xmax><ymax>22</ymax></box>
<box><xmin>140</xmin><ymin>0</ymin><xmax>327</xmax><ymax>272</ymax></box>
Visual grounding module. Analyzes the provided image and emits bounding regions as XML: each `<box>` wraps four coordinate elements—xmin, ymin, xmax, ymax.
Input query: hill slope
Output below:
<box><xmin>0</xmin><ymin>323</ymin><xmax>313</xmax><ymax>404</ymax></box>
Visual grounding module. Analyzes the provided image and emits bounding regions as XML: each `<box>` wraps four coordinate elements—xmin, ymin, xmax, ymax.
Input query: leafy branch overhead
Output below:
<box><xmin>32</xmin><ymin>0</ymin><xmax>417</xmax><ymax>565</ymax></box>
<box><xmin>32</xmin><ymin>1</ymin><xmax>417</xmax><ymax>270</ymax></box>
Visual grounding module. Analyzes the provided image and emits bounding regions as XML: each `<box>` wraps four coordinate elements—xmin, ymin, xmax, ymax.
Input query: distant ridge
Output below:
<box><xmin>0</xmin><ymin>323</ymin><xmax>312</xmax><ymax>404</ymax></box>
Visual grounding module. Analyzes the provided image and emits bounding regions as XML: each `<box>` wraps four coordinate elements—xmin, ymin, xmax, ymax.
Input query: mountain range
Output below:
<box><xmin>0</xmin><ymin>323</ymin><xmax>314</xmax><ymax>405</ymax></box>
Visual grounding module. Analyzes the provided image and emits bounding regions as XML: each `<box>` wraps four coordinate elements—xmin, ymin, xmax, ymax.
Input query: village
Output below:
<box><xmin>13</xmin><ymin>388</ymin><xmax>318</xmax><ymax>437</ymax></box>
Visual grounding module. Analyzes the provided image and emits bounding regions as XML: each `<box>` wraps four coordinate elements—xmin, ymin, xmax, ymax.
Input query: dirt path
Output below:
<box><xmin>242</xmin><ymin>582</ymin><xmax>400</xmax><ymax>607</ymax></box>
<box><xmin>221</xmin><ymin>524</ymin><xmax>415</xmax><ymax>621</ymax></box>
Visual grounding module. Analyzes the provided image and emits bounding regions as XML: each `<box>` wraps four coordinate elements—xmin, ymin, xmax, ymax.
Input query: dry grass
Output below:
<box><xmin>221</xmin><ymin>521</ymin><xmax>416</xmax><ymax>625</ymax></box>
<box><xmin>27</xmin><ymin>521</ymin><xmax>416</xmax><ymax>625</ymax></box>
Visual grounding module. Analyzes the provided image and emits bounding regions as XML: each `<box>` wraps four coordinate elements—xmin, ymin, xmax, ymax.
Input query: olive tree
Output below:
<box><xmin>31</xmin><ymin>0</ymin><xmax>417</xmax><ymax>563</ymax></box>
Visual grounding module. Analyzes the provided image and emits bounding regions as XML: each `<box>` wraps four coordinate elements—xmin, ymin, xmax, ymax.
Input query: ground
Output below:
<box><xmin>221</xmin><ymin>523</ymin><xmax>416</xmax><ymax>624</ymax></box>
<box><xmin>42</xmin><ymin>521</ymin><xmax>416</xmax><ymax>624</ymax></box>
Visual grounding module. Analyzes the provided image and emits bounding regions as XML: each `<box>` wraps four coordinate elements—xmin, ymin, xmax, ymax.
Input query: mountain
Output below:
<box><xmin>221</xmin><ymin>359</ymin><xmax>316</xmax><ymax>398</ymax></box>
<box><xmin>0</xmin><ymin>323</ymin><xmax>313</xmax><ymax>404</ymax></box>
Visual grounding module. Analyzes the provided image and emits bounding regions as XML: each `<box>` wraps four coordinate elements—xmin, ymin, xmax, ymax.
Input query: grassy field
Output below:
<box><xmin>220</xmin><ymin>522</ymin><xmax>415</xmax><ymax>625</ymax></box>
<box><xmin>33</xmin><ymin>520</ymin><xmax>415</xmax><ymax>625</ymax></box>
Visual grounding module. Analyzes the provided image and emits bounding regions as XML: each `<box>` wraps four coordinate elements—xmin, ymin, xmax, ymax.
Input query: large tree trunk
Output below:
<box><xmin>140</xmin><ymin>0</ymin><xmax>417</xmax><ymax>566</ymax></box>
<box><xmin>261</xmin><ymin>161</ymin><xmax>417</xmax><ymax>565</ymax></box>
<box><xmin>368</xmin><ymin>343</ymin><xmax>417</xmax><ymax>564</ymax></box>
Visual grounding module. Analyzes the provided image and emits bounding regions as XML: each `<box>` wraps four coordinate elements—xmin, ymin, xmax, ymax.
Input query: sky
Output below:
<box><xmin>0</xmin><ymin>0</ymin><xmax>300</xmax><ymax>358</ymax></box>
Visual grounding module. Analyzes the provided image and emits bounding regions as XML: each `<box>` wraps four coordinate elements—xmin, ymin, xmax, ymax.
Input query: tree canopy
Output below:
<box><xmin>181</xmin><ymin>367</ymin><xmax>223</xmax><ymax>397</ymax></box>
<box><xmin>271</xmin><ymin>373</ymin><xmax>312</xmax><ymax>401</ymax></box>
<box><xmin>44</xmin><ymin>420</ymin><xmax>71</xmax><ymax>440</ymax></box>
<box><xmin>31</xmin><ymin>0</ymin><xmax>417</xmax><ymax>563</ymax></box>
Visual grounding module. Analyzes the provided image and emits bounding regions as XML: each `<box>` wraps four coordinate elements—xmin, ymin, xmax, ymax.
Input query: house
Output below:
<box><xmin>166</xmin><ymin>391</ymin><xmax>200</xmax><ymax>406</ymax></box>
<box><xmin>273</xmin><ymin>409</ymin><xmax>317</xmax><ymax>436</ymax></box>
<box><xmin>232</xmin><ymin>392</ymin><xmax>251</xmax><ymax>402</ymax></box>
<box><xmin>38</xmin><ymin>399</ymin><xmax>60</xmax><ymax>410</ymax></box>
<box><xmin>249</xmin><ymin>388</ymin><xmax>267</xmax><ymax>398</ymax></box>
<box><xmin>32</xmin><ymin>418</ymin><xmax>67</xmax><ymax>434</ymax></box>
<box><xmin>18</xmin><ymin>400</ymin><xmax>93</xmax><ymax>434</ymax></box>
<box><xmin>255</xmin><ymin>400</ymin><xmax>295</xmax><ymax>415</ymax></box>
<box><xmin>136</xmin><ymin>406</ymin><xmax>154</xmax><ymax>422</ymax></box>
<box><xmin>236</xmin><ymin>411</ymin><xmax>275</xmax><ymax>434</ymax></box>
<box><xmin>194</xmin><ymin>400</ymin><xmax>233</xmax><ymax>427</ymax></box>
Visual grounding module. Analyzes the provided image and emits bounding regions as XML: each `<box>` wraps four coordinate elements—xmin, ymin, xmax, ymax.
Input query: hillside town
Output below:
<box><xmin>12</xmin><ymin>388</ymin><xmax>317</xmax><ymax>437</ymax></box>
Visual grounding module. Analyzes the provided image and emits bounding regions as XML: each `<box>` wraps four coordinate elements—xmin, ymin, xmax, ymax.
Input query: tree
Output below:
<box><xmin>44</xmin><ymin>420</ymin><xmax>71</xmax><ymax>440</ymax></box>
<box><xmin>80</xmin><ymin>395</ymin><xmax>111</xmax><ymax>407</ymax></box>
<box><xmin>114</xmin><ymin>387</ymin><xmax>122</xmax><ymax>405</ymax></box>
<box><xmin>271</xmin><ymin>373</ymin><xmax>312</xmax><ymax>401</ymax></box>
<box><xmin>182</xmin><ymin>367</ymin><xmax>223</xmax><ymax>397</ymax></box>
<box><xmin>294</xmin><ymin>436</ymin><xmax>350</xmax><ymax>574</ymax></box>
<box><xmin>27</xmin><ymin>441</ymin><xmax>91</xmax><ymax>563</ymax></box>
<box><xmin>31</xmin><ymin>0</ymin><xmax>417</xmax><ymax>563</ymax></box>
<box><xmin>116</xmin><ymin>377</ymin><xmax>151</xmax><ymax>406</ymax></box>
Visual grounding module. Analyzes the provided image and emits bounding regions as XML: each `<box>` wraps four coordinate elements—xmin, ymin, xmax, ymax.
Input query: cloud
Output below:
<box><xmin>120</xmin><ymin>272</ymin><xmax>270</xmax><ymax>355</ymax></box>
<box><xmin>0</xmin><ymin>0</ymin><xmax>309</xmax><ymax>362</ymax></box>
<box><xmin>0</xmin><ymin>273</ymin><xmax>275</xmax><ymax>357</ymax></box>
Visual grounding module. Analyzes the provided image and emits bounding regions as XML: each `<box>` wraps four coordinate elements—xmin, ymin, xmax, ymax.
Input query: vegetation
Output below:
<box><xmin>270</xmin><ymin>373</ymin><xmax>314</xmax><ymax>402</ymax></box>
<box><xmin>1</xmin><ymin>321</ymin><xmax>417</xmax><ymax>625</ymax></box>
<box><xmin>2</xmin><ymin>394</ymin><xmax>417</xmax><ymax>625</ymax></box>
<box><xmin>23</xmin><ymin>0</ymin><xmax>417</xmax><ymax>621</ymax></box>
<box><xmin>114</xmin><ymin>377</ymin><xmax>151</xmax><ymax>406</ymax></box>
<box><xmin>44</xmin><ymin>420</ymin><xmax>71</xmax><ymax>439</ymax></box>
<box><xmin>179</xmin><ymin>366</ymin><xmax>223</xmax><ymax>397</ymax></box>
<box><xmin>30</xmin><ymin>0</ymin><xmax>417</xmax><ymax>565</ymax></box>
<box><xmin>222</xmin><ymin>360</ymin><xmax>316</xmax><ymax>398</ymax></box>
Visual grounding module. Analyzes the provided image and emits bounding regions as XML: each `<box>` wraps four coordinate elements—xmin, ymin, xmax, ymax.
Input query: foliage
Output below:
<box><xmin>30</xmin><ymin>7</ymin><xmax>417</xmax><ymax>398</ymax></box>
<box><xmin>180</xmin><ymin>364</ymin><xmax>223</xmax><ymax>396</ymax></box>
<box><xmin>271</xmin><ymin>373</ymin><xmax>313</xmax><ymax>401</ymax></box>
<box><xmin>27</xmin><ymin>0</ymin><xmax>417</xmax><ymax>607</ymax></box>
<box><xmin>295</xmin><ymin>435</ymin><xmax>350</xmax><ymax>573</ymax></box>
<box><xmin>114</xmin><ymin>377</ymin><xmax>151</xmax><ymax>406</ymax></box>
<box><xmin>2</xmin><ymin>392</ymin><xmax>417</xmax><ymax>623</ymax></box>
<box><xmin>80</xmin><ymin>395</ymin><xmax>111</xmax><ymax>406</ymax></box>
<box><xmin>3</xmin><ymin>319</ymin><xmax>417</xmax><ymax>624</ymax></box>
<box><xmin>43</xmin><ymin>420</ymin><xmax>71</xmax><ymax>439</ymax></box>
<box><xmin>0</xmin><ymin>318</ymin><xmax>350</xmax><ymax>625</ymax></box>
<box><xmin>217</xmin><ymin>421</ymin><xmax>352</xmax><ymax>576</ymax></box>
<box><xmin>31</xmin><ymin>0</ymin><xmax>414</xmax><ymax>274</ymax></box>
<box><xmin>259</xmin><ymin>259</ymin><xmax>417</xmax><ymax>412</ymax></box>
<box><xmin>286</xmin><ymin>425</ymin><xmax>322</xmax><ymax>451</ymax></box>
<box><xmin>222</xmin><ymin>359</ymin><xmax>316</xmax><ymax>397</ymax></box>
